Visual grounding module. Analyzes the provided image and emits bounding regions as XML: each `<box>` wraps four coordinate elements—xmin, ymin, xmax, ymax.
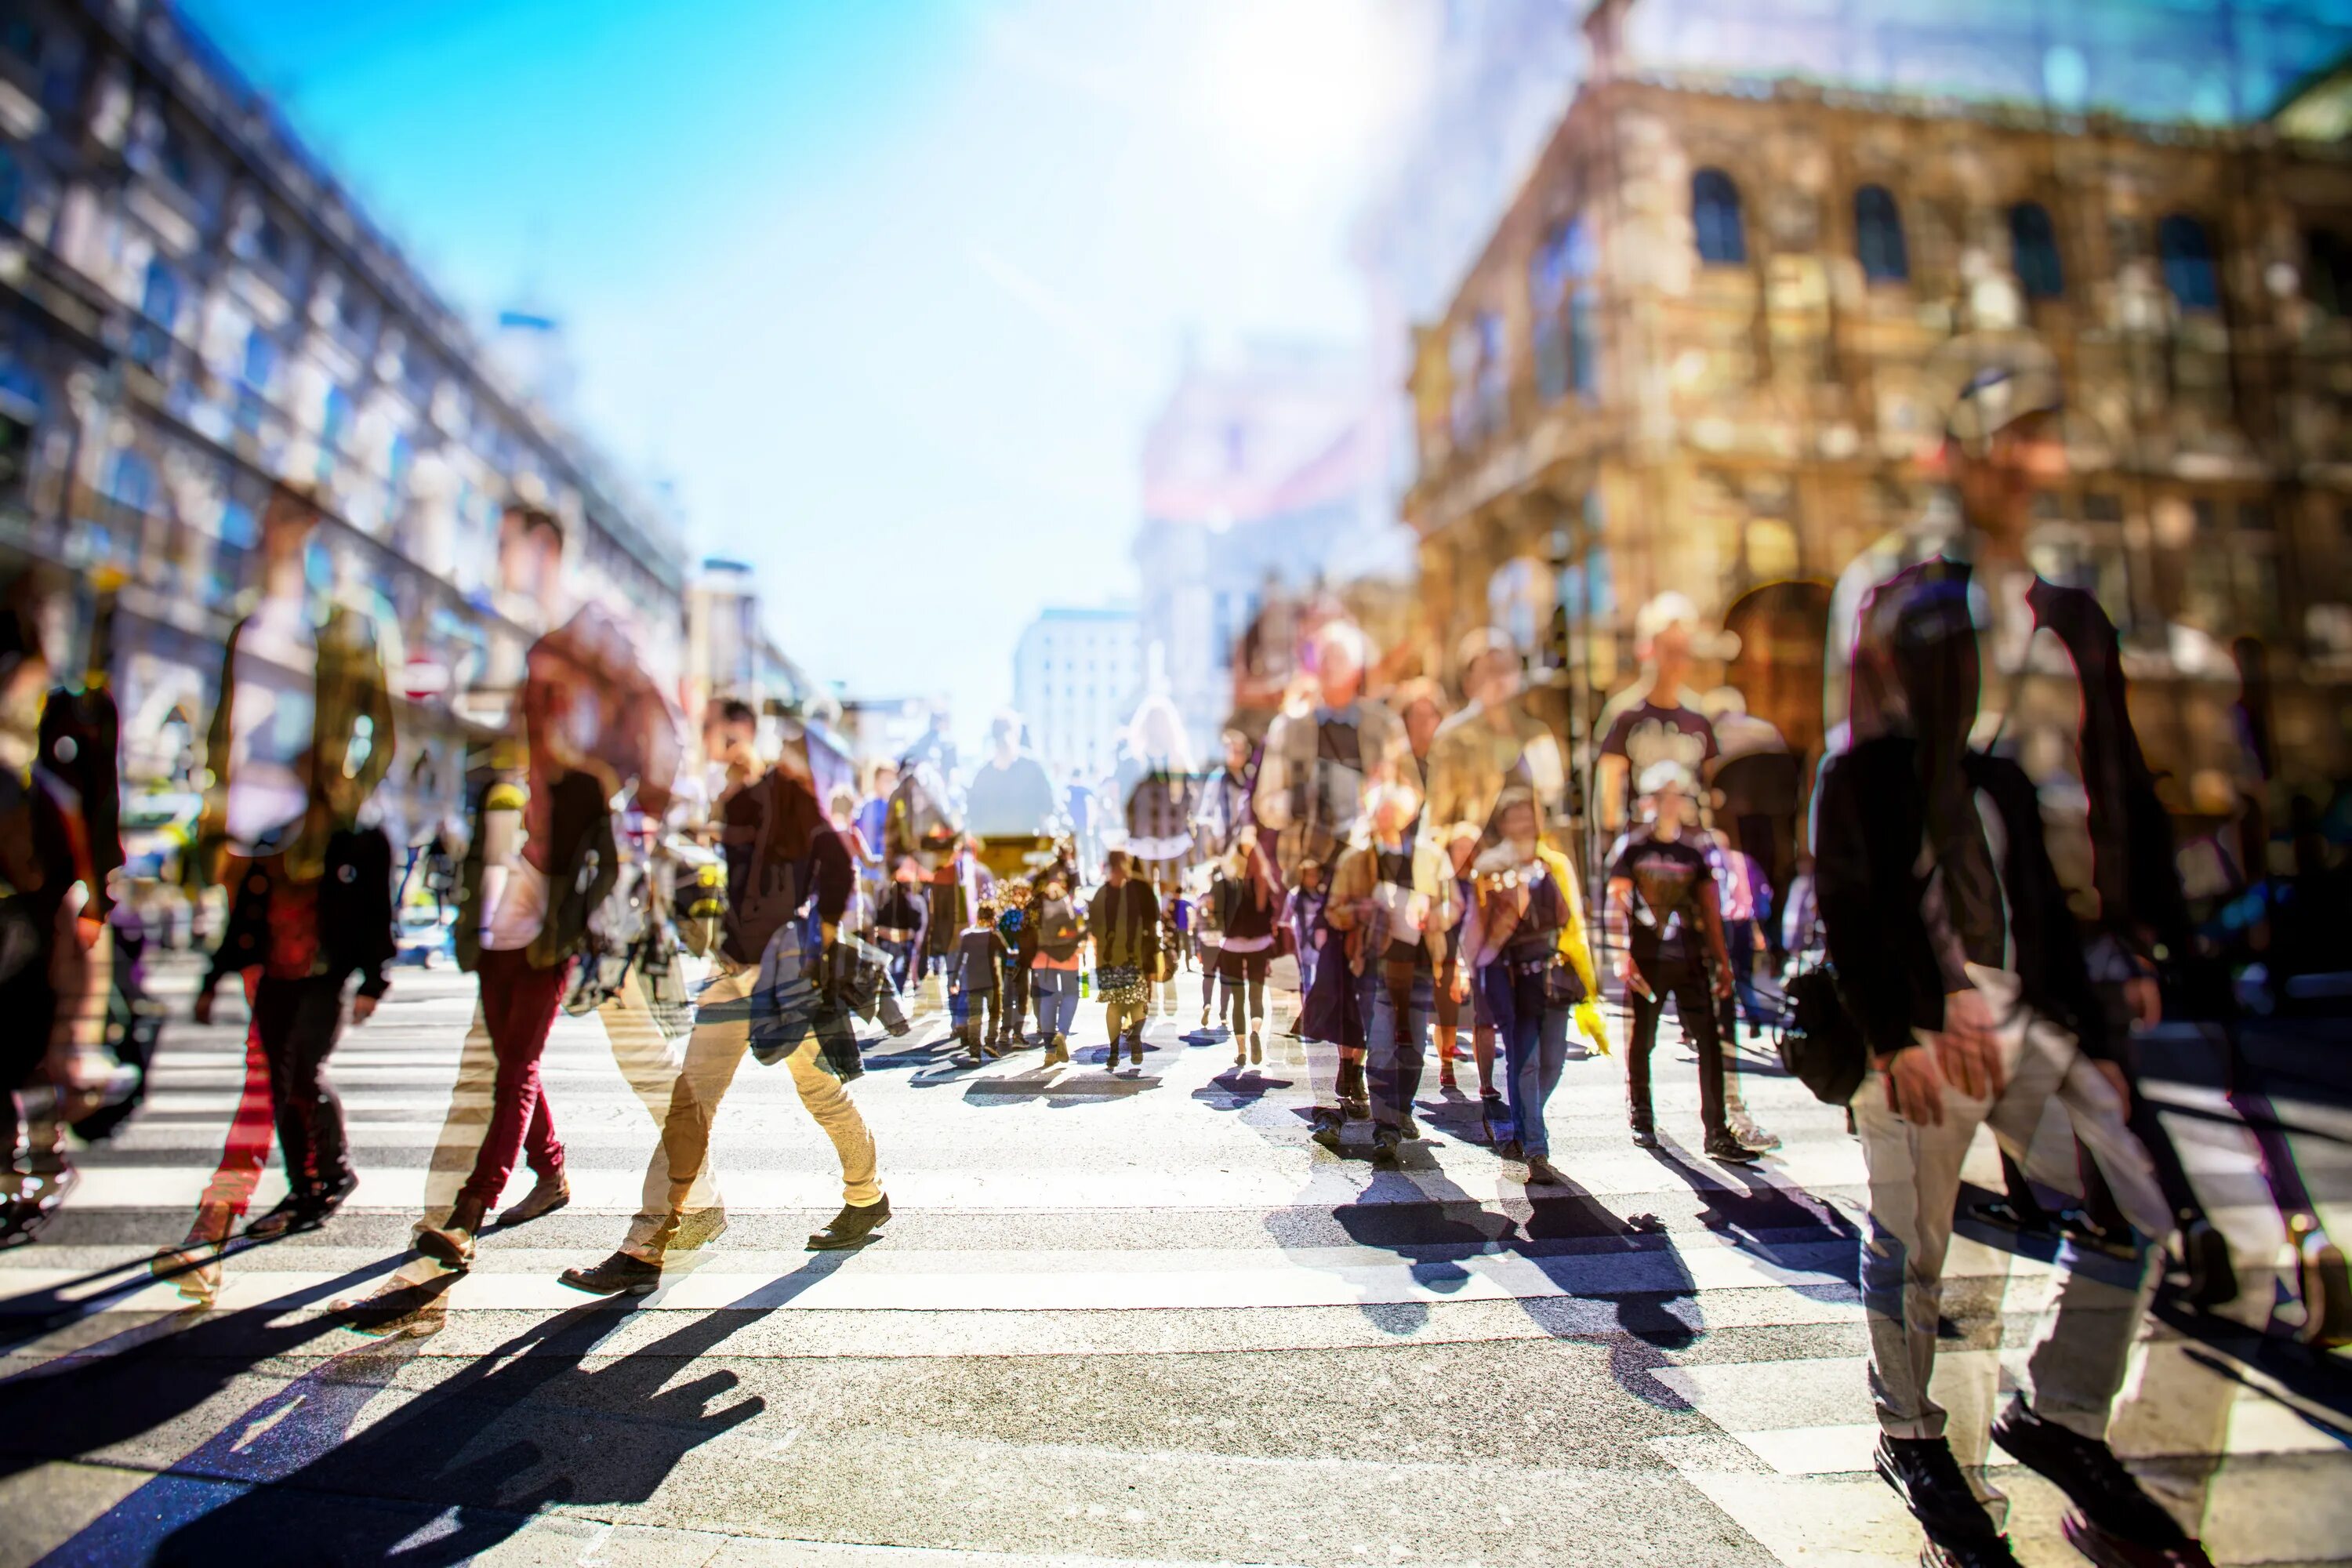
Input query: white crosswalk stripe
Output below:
<box><xmin>1</xmin><ymin>961</ymin><xmax>2342</xmax><ymax>1566</ymax></box>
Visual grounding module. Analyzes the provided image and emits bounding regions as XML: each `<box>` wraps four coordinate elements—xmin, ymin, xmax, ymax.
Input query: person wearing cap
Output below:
<box><xmin>1606</xmin><ymin>761</ymin><xmax>1748</xmax><ymax>1166</ymax></box>
<box><xmin>1595</xmin><ymin>593</ymin><xmax>1720</xmax><ymax>837</ymax></box>
<box><xmin>1818</xmin><ymin>343</ymin><xmax>2218</xmax><ymax>1568</ymax></box>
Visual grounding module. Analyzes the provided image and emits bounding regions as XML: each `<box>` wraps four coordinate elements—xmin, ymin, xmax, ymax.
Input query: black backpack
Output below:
<box><xmin>1775</xmin><ymin>957</ymin><xmax>1868</xmax><ymax>1106</ymax></box>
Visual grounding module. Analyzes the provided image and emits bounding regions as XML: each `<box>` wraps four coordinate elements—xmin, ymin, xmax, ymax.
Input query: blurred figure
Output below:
<box><xmin>1468</xmin><ymin>786</ymin><xmax>1600</xmax><ymax>1187</ymax></box>
<box><xmin>1819</xmin><ymin>354</ymin><xmax>2215</xmax><ymax>1568</ymax></box>
<box><xmin>1088</xmin><ymin>849</ymin><xmax>1162</xmax><ymax>1065</ymax></box>
<box><xmin>2</xmin><ymin>576</ymin><xmax>126</xmax><ymax>1250</ymax></box>
<box><xmin>1595</xmin><ymin>593</ymin><xmax>1719</xmax><ymax>837</ymax></box>
<box><xmin>964</xmin><ymin>710</ymin><xmax>1058</xmax><ymax>839</ymax></box>
<box><xmin>948</xmin><ymin>896</ymin><xmax>1010</xmax><ymax>1063</ymax></box>
<box><xmin>1213</xmin><ymin>829</ymin><xmax>1282</xmax><ymax>1068</ymax></box>
<box><xmin>174</xmin><ymin>487</ymin><xmax>397</xmax><ymax>1287</ymax></box>
<box><xmin>1390</xmin><ymin>676</ymin><xmax>1447</xmax><ymax>797</ymax></box>
<box><xmin>1424</xmin><ymin>627</ymin><xmax>1566</xmax><ymax>849</ymax></box>
<box><xmin>1608</xmin><ymin>764</ymin><xmax>1748</xmax><ymax>1166</ymax></box>
<box><xmin>1112</xmin><ymin>693</ymin><xmax>1196</xmax><ymax>1016</ymax></box>
<box><xmin>1193</xmin><ymin>724</ymin><xmax>1258</xmax><ymax>862</ymax></box>
<box><xmin>1255</xmin><ymin>619</ymin><xmax>1408</xmax><ymax>874</ymax></box>
<box><xmin>1029</xmin><ymin>866</ymin><xmax>1084</xmax><ymax>1064</ymax></box>
<box><xmin>1323</xmin><ymin>777</ymin><xmax>1459</xmax><ymax>1164</ymax></box>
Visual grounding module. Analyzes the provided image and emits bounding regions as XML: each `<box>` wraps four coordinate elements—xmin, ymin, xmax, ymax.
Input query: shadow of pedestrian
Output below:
<box><xmin>122</xmin><ymin>1254</ymin><xmax>851</xmax><ymax>1566</ymax></box>
<box><xmin>0</xmin><ymin>1254</ymin><xmax>425</xmax><ymax>1482</ymax></box>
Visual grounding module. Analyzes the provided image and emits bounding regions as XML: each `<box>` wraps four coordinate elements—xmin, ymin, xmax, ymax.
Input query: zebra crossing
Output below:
<box><xmin>0</xmin><ymin>960</ymin><xmax>2343</xmax><ymax>1566</ymax></box>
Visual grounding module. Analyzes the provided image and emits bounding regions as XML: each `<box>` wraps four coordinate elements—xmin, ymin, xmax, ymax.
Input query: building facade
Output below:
<box><xmin>0</xmin><ymin>0</ymin><xmax>685</xmax><ymax>842</ymax></box>
<box><xmin>1405</xmin><ymin>0</ymin><xmax>2352</xmax><ymax>829</ymax></box>
<box><xmin>1012</xmin><ymin>604</ymin><xmax>1140</xmax><ymax>786</ymax></box>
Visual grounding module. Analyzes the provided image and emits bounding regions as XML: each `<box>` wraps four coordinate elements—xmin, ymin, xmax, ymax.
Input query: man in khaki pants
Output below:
<box><xmin>562</xmin><ymin>720</ymin><xmax>887</xmax><ymax>1296</ymax></box>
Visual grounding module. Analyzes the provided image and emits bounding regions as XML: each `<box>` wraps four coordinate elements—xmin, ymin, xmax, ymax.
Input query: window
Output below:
<box><xmin>2158</xmin><ymin>214</ymin><xmax>2220</xmax><ymax>312</ymax></box>
<box><xmin>0</xmin><ymin>145</ymin><xmax>20</xmax><ymax>229</ymax></box>
<box><xmin>1692</xmin><ymin>168</ymin><xmax>1745</xmax><ymax>266</ymax></box>
<box><xmin>1449</xmin><ymin>310</ymin><xmax>1507</xmax><ymax>443</ymax></box>
<box><xmin>2306</xmin><ymin>230</ymin><xmax>2352</xmax><ymax>318</ymax></box>
<box><xmin>2009</xmin><ymin>201</ymin><xmax>2063</xmax><ymax>299</ymax></box>
<box><xmin>1853</xmin><ymin>184</ymin><xmax>1908</xmax><ymax>282</ymax></box>
<box><xmin>241</xmin><ymin>328</ymin><xmax>276</xmax><ymax>392</ymax></box>
<box><xmin>132</xmin><ymin>260</ymin><xmax>179</xmax><ymax>367</ymax></box>
<box><xmin>1531</xmin><ymin>216</ymin><xmax>1599</xmax><ymax>403</ymax></box>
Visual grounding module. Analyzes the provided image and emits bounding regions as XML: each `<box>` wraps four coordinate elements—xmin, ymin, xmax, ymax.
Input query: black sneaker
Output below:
<box><xmin>1988</xmin><ymin>1397</ymin><xmax>2197</xmax><ymax>1558</ymax></box>
<box><xmin>810</xmin><ymin>1195</ymin><xmax>891</xmax><ymax>1250</ymax></box>
<box><xmin>1703</xmin><ymin>1134</ymin><xmax>1761</xmax><ymax>1165</ymax></box>
<box><xmin>1873</xmin><ymin>1435</ymin><xmax>2009</xmax><ymax>1558</ymax></box>
<box><xmin>1630</xmin><ymin>1123</ymin><xmax>1660</xmax><ymax>1149</ymax></box>
<box><xmin>559</xmin><ymin>1250</ymin><xmax>662</xmax><ymax>1296</ymax></box>
<box><xmin>1370</xmin><ymin>1129</ymin><xmax>1402</xmax><ymax>1167</ymax></box>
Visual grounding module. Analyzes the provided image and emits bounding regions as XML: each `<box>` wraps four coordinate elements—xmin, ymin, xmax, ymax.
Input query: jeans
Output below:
<box><xmin>1854</xmin><ymin>964</ymin><xmax>2166</xmax><ymax>1441</ymax></box>
<box><xmin>879</xmin><ymin>938</ymin><xmax>916</xmax><ymax>994</ymax></box>
<box><xmin>1366</xmin><ymin>965</ymin><xmax>1433</xmax><ymax>1130</ymax></box>
<box><xmin>1033</xmin><ymin>967</ymin><xmax>1081</xmax><ymax>1036</ymax></box>
<box><xmin>1625</xmin><ymin>950</ymin><xmax>1728</xmax><ymax>1142</ymax></box>
<box><xmin>1717</xmin><ymin>918</ymin><xmax>1777</xmax><ymax>1036</ymax></box>
<box><xmin>1496</xmin><ymin>967</ymin><xmax>1572</xmax><ymax>1159</ymax></box>
<box><xmin>456</xmin><ymin>948</ymin><xmax>572</xmax><ymax>1208</ymax></box>
<box><xmin>252</xmin><ymin>971</ymin><xmax>354</xmax><ymax>1196</ymax></box>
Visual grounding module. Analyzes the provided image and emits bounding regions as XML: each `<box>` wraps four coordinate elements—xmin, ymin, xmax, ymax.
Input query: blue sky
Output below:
<box><xmin>182</xmin><ymin>0</ymin><xmax>1407</xmax><ymax>745</ymax></box>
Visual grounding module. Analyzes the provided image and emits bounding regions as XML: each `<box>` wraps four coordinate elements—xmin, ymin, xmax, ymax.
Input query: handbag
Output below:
<box><xmin>1775</xmin><ymin>957</ymin><xmax>1867</xmax><ymax>1105</ymax></box>
<box><xmin>1541</xmin><ymin>956</ymin><xmax>1588</xmax><ymax>1008</ymax></box>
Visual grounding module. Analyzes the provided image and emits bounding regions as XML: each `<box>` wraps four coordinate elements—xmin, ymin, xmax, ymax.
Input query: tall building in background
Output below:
<box><xmin>1405</xmin><ymin>0</ymin><xmax>2352</xmax><ymax>818</ymax></box>
<box><xmin>1012</xmin><ymin>604</ymin><xmax>1140</xmax><ymax>784</ymax></box>
<box><xmin>1132</xmin><ymin>338</ymin><xmax>1402</xmax><ymax>756</ymax></box>
<box><xmin>0</xmin><ymin>0</ymin><xmax>686</xmax><ymax>843</ymax></box>
<box><xmin>684</xmin><ymin>554</ymin><xmax>826</xmax><ymax>729</ymax></box>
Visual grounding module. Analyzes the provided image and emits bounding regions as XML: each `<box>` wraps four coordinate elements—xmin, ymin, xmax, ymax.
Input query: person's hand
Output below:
<box><xmin>351</xmin><ymin>994</ymin><xmax>378</xmax><ymax>1025</ymax></box>
<box><xmin>1616</xmin><ymin>951</ymin><xmax>1653</xmax><ymax>1001</ymax></box>
<box><xmin>1449</xmin><ymin>967</ymin><xmax>1470</xmax><ymax>1004</ymax></box>
<box><xmin>2123</xmin><ymin>975</ymin><xmax>2161</xmax><ymax>1033</ymax></box>
<box><xmin>1711</xmin><ymin>964</ymin><xmax>1734</xmax><ymax>1001</ymax></box>
<box><xmin>1883</xmin><ymin>1044</ymin><xmax>1947</xmax><ymax>1126</ymax></box>
<box><xmin>1933</xmin><ymin>987</ymin><xmax>2005</xmax><ymax>1102</ymax></box>
<box><xmin>2092</xmin><ymin>1058</ymin><xmax>2131</xmax><ymax>1116</ymax></box>
<box><xmin>192</xmin><ymin>987</ymin><xmax>215</xmax><ymax>1026</ymax></box>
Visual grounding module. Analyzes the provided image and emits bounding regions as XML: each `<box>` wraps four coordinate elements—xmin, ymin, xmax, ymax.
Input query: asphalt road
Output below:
<box><xmin>1</xmin><ymin>958</ymin><xmax>2345</xmax><ymax>1566</ymax></box>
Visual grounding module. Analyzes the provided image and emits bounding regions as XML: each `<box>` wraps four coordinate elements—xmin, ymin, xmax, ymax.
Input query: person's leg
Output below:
<box><xmin>418</xmin><ymin>989</ymin><xmax>503</xmax><ymax>1233</ymax></box>
<box><xmin>786</xmin><ymin>1011</ymin><xmax>883</xmax><ymax>1208</ymax></box>
<box><xmin>1675</xmin><ymin>968</ymin><xmax>1730</xmax><ymax>1144</ymax></box>
<box><xmin>1504</xmin><ymin>970</ymin><xmax>1545</xmax><ymax>1152</ymax></box>
<box><xmin>1625</xmin><ymin>973</ymin><xmax>1664</xmax><ymax>1135</ymax></box>
<box><xmin>1523</xmin><ymin>1000</ymin><xmax>1572</xmax><ymax>1160</ymax></box>
<box><xmin>455</xmin><ymin>950</ymin><xmax>569</xmax><ymax>1216</ymax></box>
<box><xmin>197</xmin><ymin>971</ymin><xmax>275</xmax><ymax>1220</ymax></box>
<box><xmin>252</xmin><ymin>976</ymin><xmax>311</xmax><ymax>1192</ymax></box>
<box><xmin>626</xmin><ymin>961</ymin><xmax>757</xmax><ymax>1263</ymax></box>
<box><xmin>285</xmin><ymin>975</ymin><xmax>353</xmax><ymax>1196</ymax></box>
<box><xmin>601</xmin><ymin>970</ymin><xmax>718</xmax><ymax>1253</ymax></box>
<box><xmin>1853</xmin><ymin>1056</ymin><xmax>1990</xmax><ymax>1439</ymax></box>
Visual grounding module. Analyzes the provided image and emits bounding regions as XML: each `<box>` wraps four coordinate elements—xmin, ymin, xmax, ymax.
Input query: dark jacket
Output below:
<box><xmin>718</xmin><ymin>768</ymin><xmax>852</xmax><ymax>967</ymax></box>
<box><xmin>1087</xmin><ymin>878</ymin><xmax>1161</xmax><ymax>971</ymax></box>
<box><xmin>202</xmin><ymin>826</ymin><xmax>397</xmax><ymax>1000</ymax></box>
<box><xmin>1815</xmin><ymin>737</ymin><xmax>2107</xmax><ymax>1065</ymax></box>
<box><xmin>455</xmin><ymin>768</ymin><xmax>619</xmax><ymax>973</ymax></box>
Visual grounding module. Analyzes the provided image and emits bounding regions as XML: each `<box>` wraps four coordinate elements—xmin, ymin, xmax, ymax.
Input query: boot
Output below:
<box><xmin>1127</xmin><ymin>1029</ymin><xmax>1145</xmax><ymax>1065</ymax></box>
<box><xmin>416</xmin><ymin>1195</ymin><xmax>488</xmax><ymax>1269</ymax></box>
<box><xmin>496</xmin><ymin>1168</ymin><xmax>572</xmax><ymax>1228</ymax></box>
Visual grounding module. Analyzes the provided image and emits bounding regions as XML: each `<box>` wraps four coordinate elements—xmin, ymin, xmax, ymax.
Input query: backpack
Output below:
<box><xmin>1775</xmin><ymin>957</ymin><xmax>1868</xmax><ymax>1105</ymax></box>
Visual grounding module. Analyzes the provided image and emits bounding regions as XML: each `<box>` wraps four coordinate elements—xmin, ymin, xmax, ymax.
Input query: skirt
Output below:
<box><xmin>1097</xmin><ymin>964</ymin><xmax>1146</xmax><ymax>1007</ymax></box>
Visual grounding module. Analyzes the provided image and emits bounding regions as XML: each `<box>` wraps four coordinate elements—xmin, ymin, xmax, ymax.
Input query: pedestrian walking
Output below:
<box><xmin>1087</xmin><ymin>849</ymin><xmax>1161</xmax><ymax>1067</ymax></box>
<box><xmin>1030</xmin><ymin>868</ymin><xmax>1084</xmax><ymax>1064</ymax></box>
<box><xmin>950</xmin><ymin>898</ymin><xmax>1011</xmax><ymax>1062</ymax></box>
<box><xmin>1608</xmin><ymin>763</ymin><xmax>1751</xmax><ymax>1165</ymax></box>
<box><xmin>1214</xmin><ymin>829</ymin><xmax>1281</xmax><ymax>1069</ymax></box>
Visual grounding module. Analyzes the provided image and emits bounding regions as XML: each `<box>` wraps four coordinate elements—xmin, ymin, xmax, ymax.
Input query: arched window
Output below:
<box><xmin>2009</xmin><ymin>201</ymin><xmax>2063</xmax><ymax>299</ymax></box>
<box><xmin>1692</xmin><ymin>168</ymin><xmax>1745</xmax><ymax>266</ymax></box>
<box><xmin>2158</xmin><ymin>213</ymin><xmax>2220</xmax><ymax>312</ymax></box>
<box><xmin>1853</xmin><ymin>184</ymin><xmax>1908</xmax><ymax>282</ymax></box>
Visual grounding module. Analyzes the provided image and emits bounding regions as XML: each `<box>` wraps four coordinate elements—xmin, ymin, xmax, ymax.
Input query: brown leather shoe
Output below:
<box><xmin>496</xmin><ymin>1172</ymin><xmax>572</xmax><ymax>1229</ymax></box>
<box><xmin>416</xmin><ymin>1196</ymin><xmax>486</xmax><ymax>1269</ymax></box>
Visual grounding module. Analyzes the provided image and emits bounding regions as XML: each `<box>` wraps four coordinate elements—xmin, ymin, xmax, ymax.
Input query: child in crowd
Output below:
<box><xmin>994</xmin><ymin>881</ymin><xmax>1035</xmax><ymax>1051</ymax></box>
<box><xmin>949</xmin><ymin>898</ymin><xmax>1011</xmax><ymax>1064</ymax></box>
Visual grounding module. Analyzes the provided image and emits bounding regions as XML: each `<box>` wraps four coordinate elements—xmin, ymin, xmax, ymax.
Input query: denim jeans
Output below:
<box><xmin>1490</xmin><ymin>964</ymin><xmax>1570</xmax><ymax>1158</ymax></box>
<box><xmin>1033</xmin><ymin>967</ymin><xmax>1081</xmax><ymax>1036</ymax></box>
<box><xmin>1366</xmin><ymin>965</ymin><xmax>1434</xmax><ymax>1130</ymax></box>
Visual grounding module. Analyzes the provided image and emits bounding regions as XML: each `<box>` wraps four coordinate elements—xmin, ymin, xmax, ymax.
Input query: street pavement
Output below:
<box><xmin>1</xmin><ymin>956</ymin><xmax>2347</xmax><ymax>1566</ymax></box>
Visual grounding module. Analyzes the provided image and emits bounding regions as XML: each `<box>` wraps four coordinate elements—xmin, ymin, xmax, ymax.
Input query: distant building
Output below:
<box><xmin>0</xmin><ymin>0</ymin><xmax>686</xmax><ymax>843</ymax></box>
<box><xmin>1012</xmin><ymin>605</ymin><xmax>1140</xmax><ymax>784</ymax></box>
<box><xmin>1404</xmin><ymin>0</ymin><xmax>2352</xmax><ymax>812</ymax></box>
<box><xmin>835</xmin><ymin>693</ymin><xmax>939</xmax><ymax>777</ymax></box>
<box><xmin>1133</xmin><ymin>339</ymin><xmax>1401</xmax><ymax>756</ymax></box>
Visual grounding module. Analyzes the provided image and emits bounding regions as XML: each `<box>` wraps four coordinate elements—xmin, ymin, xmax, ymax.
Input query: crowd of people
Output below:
<box><xmin>9</xmin><ymin>336</ymin><xmax>2352</xmax><ymax>1568</ymax></box>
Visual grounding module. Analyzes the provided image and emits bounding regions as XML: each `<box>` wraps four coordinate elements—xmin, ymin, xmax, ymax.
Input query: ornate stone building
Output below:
<box><xmin>1405</xmin><ymin>0</ymin><xmax>2352</xmax><ymax>828</ymax></box>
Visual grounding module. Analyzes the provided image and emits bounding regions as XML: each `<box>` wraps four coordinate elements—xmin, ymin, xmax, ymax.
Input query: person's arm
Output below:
<box><xmin>810</xmin><ymin>826</ymin><xmax>854</xmax><ymax>946</ymax></box>
<box><xmin>1548</xmin><ymin>854</ymin><xmax>1600</xmax><ymax>1000</ymax></box>
<box><xmin>1253</xmin><ymin>719</ymin><xmax>1294</xmax><ymax>830</ymax></box>
<box><xmin>1596</xmin><ymin>753</ymin><xmax>1630</xmax><ymax>834</ymax></box>
<box><xmin>1606</xmin><ymin>873</ymin><xmax>1650</xmax><ymax>999</ymax></box>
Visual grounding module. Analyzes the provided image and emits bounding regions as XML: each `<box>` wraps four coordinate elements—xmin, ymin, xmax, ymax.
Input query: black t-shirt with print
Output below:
<box><xmin>1598</xmin><ymin>700</ymin><xmax>1719</xmax><ymax>786</ymax></box>
<box><xmin>1609</xmin><ymin>833</ymin><xmax>1712</xmax><ymax>966</ymax></box>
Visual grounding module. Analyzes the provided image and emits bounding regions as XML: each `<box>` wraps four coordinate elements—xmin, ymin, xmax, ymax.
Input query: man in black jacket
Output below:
<box><xmin>1819</xmin><ymin>357</ymin><xmax>2212</xmax><ymax>1568</ymax></box>
<box><xmin>561</xmin><ymin>723</ymin><xmax>887</xmax><ymax>1296</ymax></box>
